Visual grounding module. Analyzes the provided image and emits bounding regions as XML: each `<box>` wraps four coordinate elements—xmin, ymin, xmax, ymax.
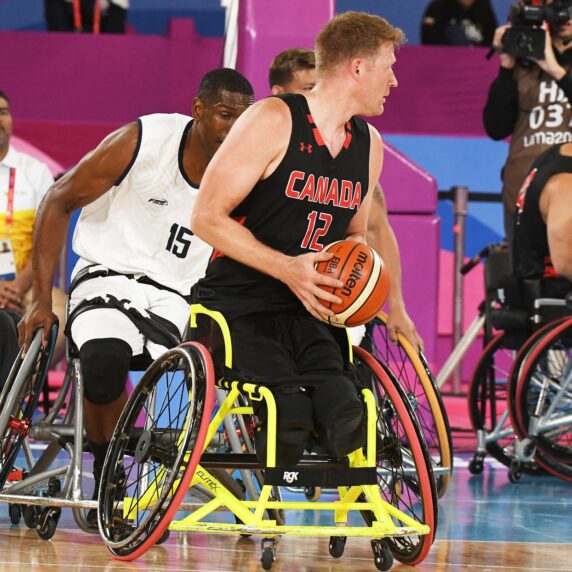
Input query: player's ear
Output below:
<box><xmin>192</xmin><ymin>96</ymin><xmax>205</xmax><ymax>120</ymax></box>
<box><xmin>271</xmin><ymin>85</ymin><xmax>284</xmax><ymax>95</ymax></box>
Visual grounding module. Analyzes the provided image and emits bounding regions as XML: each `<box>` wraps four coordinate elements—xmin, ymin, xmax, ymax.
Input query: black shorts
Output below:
<box><xmin>228</xmin><ymin>310</ymin><xmax>352</xmax><ymax>387</ymax></box>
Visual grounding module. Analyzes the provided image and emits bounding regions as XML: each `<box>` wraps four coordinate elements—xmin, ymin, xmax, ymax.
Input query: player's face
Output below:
<box><xmin>0</xmin><ymin>97</ymin><xmax>13</xmax><ymax>149</ymax></box>
<box><xmin>360</xmin><ymin>43</ymin><xmax>398</xmax><ymax>117</ymax></box>
<box><xmin>195</xmin><ymin>90</ymin><xmax>253</xmax><ymax>159</ymax></box>
<box><xmin>275</xmin><ymin>68</ymin><xmax>317</xmax><ymax>95</ymax></box>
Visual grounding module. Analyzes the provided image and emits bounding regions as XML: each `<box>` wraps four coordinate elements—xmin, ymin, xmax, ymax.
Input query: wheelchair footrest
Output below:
<box><xmin>264</xmin><ymin>467</ymin><xmax>377</xmax><ymax>487</ymax></box>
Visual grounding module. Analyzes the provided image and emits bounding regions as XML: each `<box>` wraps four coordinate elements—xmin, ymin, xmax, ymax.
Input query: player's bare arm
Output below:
<box><xmin>18</xmin><ymin>123</ymin><xmax>140</xmax><ymax>349</ymax></box>
<box><xmin>345</xmin><ymin>124</ymin><xmax>383</xmax><ymax>243</ymax></box>
<box><xmin>192</xmin><ymin>98</ymin><xmax>344</xmax><ymax>320</ymax></box>
<box><xmin>541</xmin><ymin>173</ymin><xmax>572</xmax><ymax>280</ymax></box>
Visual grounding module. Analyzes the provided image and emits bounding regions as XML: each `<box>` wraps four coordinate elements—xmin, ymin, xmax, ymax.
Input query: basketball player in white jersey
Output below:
<box><xmin>18</xmin><ymin>68</ymin><xmax>254</xmax><ymax>521</ymax></box>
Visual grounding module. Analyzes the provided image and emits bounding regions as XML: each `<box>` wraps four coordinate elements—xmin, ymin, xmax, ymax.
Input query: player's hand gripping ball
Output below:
<box><xmin>315</xmin><ymin>240</ymin><xmax>390</xmax><ymax>327</ymax></box>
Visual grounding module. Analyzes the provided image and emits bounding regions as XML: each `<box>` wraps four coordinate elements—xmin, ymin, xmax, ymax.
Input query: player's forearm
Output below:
<box><xmin>193</xmin><ymin>214</ymin><xmax>291</xmax><ymax>282</ymax></box>
<box><xmin>31</xmin><ymin>200</ymin><xmax>71</xmax><ymax>305</ymax></box>
<box><xmin>367</xmin><ymin>223</ymin><xmax>405</xmax><ymax>310</ymax></box>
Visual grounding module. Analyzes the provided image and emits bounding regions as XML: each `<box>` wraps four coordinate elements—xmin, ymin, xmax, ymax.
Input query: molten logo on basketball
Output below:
<box><xmin>341</xmin><ymin>251</ymin><xmax>367</xmax><ymax>297</ymax></box>
<box><xmin>315</xmin><ymin>240</ymin><xmax>390</xmax><ymax>328</ymax></box>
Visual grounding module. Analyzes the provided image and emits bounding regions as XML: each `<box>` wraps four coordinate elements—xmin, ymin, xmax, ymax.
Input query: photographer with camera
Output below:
<box><xmin>483</xmin><ymin>0</ymin><xmax>572</xmax><ymax>249</ymax></box>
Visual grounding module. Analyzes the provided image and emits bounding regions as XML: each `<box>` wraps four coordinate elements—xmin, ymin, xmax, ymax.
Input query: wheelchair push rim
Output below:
<box><xmin>98</xmin><ymin>341</ymin><xmax>215</xmax><ymax>559</ymax></box>
<box><xmin>363</xmin><ymin>314</ymin><xmax>453</xmax><ymax>498</ymax></box>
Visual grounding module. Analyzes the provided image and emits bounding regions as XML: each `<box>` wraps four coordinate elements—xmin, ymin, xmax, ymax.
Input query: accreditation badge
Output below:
<box><xmin>0</xmin><ymin>238</ymin><xmax>16</xmax><ymax>280</ymax></box>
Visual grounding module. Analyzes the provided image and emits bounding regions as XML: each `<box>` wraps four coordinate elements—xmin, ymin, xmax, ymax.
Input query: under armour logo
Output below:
<box><xmin>300</xmin><ymin>142</ymin><xmax>313</xmax><ymax>153</ymax></box>
<box><xmin>283</xmin><ymin>471</ymin><xmax>299</xmax><ymax>484</ymax></box>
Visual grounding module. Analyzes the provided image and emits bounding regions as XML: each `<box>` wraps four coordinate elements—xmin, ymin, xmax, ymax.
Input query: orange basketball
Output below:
<box><xmin>315</xmin><ymin>240</ymin><xmax>390</xmax><ymax>327</ymax></box>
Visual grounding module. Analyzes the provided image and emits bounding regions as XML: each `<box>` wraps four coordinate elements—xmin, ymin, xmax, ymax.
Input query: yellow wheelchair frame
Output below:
<box><xmin>102</xmin><ymin>304</ymin><xmax>434</xmax><ymax>571</ymax></box>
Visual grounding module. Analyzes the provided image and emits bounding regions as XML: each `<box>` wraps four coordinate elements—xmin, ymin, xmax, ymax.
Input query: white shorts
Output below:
<box><xmin>68</xmin><ymin>272</ymin><xmax>189</xmax><ymax>359</ymax></box>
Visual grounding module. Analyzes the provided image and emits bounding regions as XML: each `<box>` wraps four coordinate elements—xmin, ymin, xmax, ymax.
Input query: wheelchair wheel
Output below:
<box><xmin>363</xmin><ymin>315</ymin><xmax>453</xmax><ymax>498</ymax></box>
<box><xmin>353</xmin><ymin>346</ymin><xmax>437</xmax><ymax>567</ymax></box>
<box><xmin>98</xmin><ymin>342</ymin><xmax>215</xmax><ymax>560</ymax></box>
<box><xmin>0</xmin><ymin>326</ymin><xmax>57</xmax><ymax>490</ymax></box>
<box><xmin>513</xmin><ymin>318</ymin><xmax>572</xmax><ymax>480</ymax></box>
<box><xmin>468</xmin><ymin>332</ymin><xmax>544</xmax><ymax>476</ymax></box>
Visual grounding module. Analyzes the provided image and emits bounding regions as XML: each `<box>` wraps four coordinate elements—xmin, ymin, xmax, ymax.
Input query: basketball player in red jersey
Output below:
<box><xmin>268</xmin><ymin>47</ymin><xmax>423</xmax><ymax>350</ymax></box>
<box><xmin>192</xmin><ymin>12</ymin><xmax>404</xmax><ymax>466</ymax></box>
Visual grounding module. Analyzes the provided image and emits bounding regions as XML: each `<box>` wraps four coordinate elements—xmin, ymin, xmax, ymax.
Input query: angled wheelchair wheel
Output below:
<box><xmin>513</xmin><ymin>318</ymin><xmax>572</xmax><ymax>480</ymax></box>
<box><xmin>98</xmin><ymin>342</ymin><xmax>215</xmax><ymax>560</ymax></box>
<box><xmin>353</xmin><ymin>346</ymin><xmax>437</xmax><ymax>567</ymax></box>
<box><xmin>0</xmin><ymin>325</ymin><xmax>57</xmax><ymax>490</ymax></box>
<box><xmin>363</xmin><ymin>315</ymin><xmax>453</xmax><ymax>498</ymax></box>
<box><xmin>468</xmin><ymin>332</ymin><xmax>544</xmax><ymax>476</ymax></box>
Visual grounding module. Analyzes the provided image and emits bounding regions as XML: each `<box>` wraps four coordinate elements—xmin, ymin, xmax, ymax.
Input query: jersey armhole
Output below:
<box><xmin>114</xmin><ymin>118</ymin><xmax>143</xmax><ymax>187</ymax></box>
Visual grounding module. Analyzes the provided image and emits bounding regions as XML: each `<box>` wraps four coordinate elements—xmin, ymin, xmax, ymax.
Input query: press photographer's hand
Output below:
<box><xmin>494</xmin><ymin>24</ymin><xmax>516</xmax><ymax>68</ymax></box>
<box><xmin>534</xmin><ymin>23</ymin><xmax>566</xmax><ymax>79</ymax></box>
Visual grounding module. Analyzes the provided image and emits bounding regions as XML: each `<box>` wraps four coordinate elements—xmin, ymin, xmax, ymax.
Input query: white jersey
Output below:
<box><xmin>72</xmin><ymin>113</ymin><xmax>212</xmax><ymax>296</ymax></box>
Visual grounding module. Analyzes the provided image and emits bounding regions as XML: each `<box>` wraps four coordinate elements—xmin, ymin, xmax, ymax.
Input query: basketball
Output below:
<box><xmin>315</xmin><ymin>240</ymin><xmax>390</xmax><ymax>328</ymax></box>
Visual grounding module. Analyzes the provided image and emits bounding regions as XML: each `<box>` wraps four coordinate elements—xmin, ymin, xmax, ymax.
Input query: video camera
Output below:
<box><xmin>502</xmin><ymin>0</ymin><xmax>572</xmax><ymax>59</ymax></box>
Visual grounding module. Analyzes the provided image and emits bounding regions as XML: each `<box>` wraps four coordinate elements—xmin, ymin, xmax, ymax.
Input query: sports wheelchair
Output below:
<box><xmin>96</xmin><ymin>304</ymin><xmax>438</xmax><ymax>571</ymax></box>
<box><xmin>0</xmin><ymin>289</ymin><xmax>184</xmax><ymax>540</ymax></box>
<box><xmin>465</xmin><ymin>244</ymin><xmax>572</xmax><ymax>481</ymax></box>
<box><xmin>506</xmin><ymin>295</ymin><xmax>572</xmax><ymax>482</ymax></box>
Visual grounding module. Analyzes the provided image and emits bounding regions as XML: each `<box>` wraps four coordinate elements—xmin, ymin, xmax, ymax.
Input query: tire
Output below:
<box><xmin>353</xmin><ymin>346</ymin><xmax>437</xmax><ymax>567</ymax></box>
<box><xmin>467</xmin><ymin>332</ymin><xmax>543</xmax><ymax>476</ymax></box>
<box><xmin>507</xmin><ymin>317</ymin><xmax>571</xmax><ymax>438</ymax></box>
<box><xmin>98</xmin><ymin>342</ymin><xmax>215</xmax><ymax>560</ymax></box>
<box><xmin>513</xmin><ymin>318</ymin><xmax>572</xmax><ymax>480</ymax></box>
<box><xmin>0</xmin><ymin>325</ymin><xmax>57</xmax><ymax>490</ymax></box>
<box><xmin>364</xmin><ymin>315</ymin><xmax>453</xmax><ymax>497</ymax></box>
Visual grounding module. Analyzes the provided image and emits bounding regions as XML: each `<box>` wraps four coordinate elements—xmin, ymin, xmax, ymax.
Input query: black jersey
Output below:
<box><xmin>194</xmin><ymin>93</ymin><xmax>371</xmax><ymax>319</ymax></box>
<box><xmin>513</xmin><ymin>144</ymin><xmax>572</xmax><ymax>297</ymax></box>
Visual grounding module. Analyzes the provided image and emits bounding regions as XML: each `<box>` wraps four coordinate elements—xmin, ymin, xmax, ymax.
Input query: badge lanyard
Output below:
<box><xmin>5</xmin><ymin>168</ymin><xmax>15</xmax><ymax>225</ymax></box>
<box><xmin>72</xmin><ymin>0</ymin><xmax>102</xmax><ymax>34</ymax></box>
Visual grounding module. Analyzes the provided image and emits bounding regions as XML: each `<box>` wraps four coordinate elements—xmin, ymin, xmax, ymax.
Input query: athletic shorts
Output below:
<box><xmin>68</xmin><ymin>271</ymin><xmax>189</xmax><ymax>359</ymax></box>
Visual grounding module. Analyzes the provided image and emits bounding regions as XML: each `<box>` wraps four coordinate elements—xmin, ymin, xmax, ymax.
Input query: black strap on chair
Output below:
<box><xmin>69</xmin><ymin>264</ymin><xmax>190</xmax><ymax>302</ymax></box>
<box><xmin>64</xmin><ymin>294</ymin><xmax>181</xmax><ymax>349</ymax></box>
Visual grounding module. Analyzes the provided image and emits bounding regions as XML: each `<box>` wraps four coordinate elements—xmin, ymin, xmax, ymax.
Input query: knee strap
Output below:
<box><xmin>80</xmin><ymin>338</ymin><xmax>132</xmax><ymax>405</ymax></box>
<box><xmin>66</xmin><ymin>294</ymin><xmax>181</xmax><ymax>350</ymax></box>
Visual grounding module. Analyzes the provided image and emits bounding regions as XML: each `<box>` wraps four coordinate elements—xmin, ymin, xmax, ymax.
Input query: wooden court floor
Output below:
<box><xmin>0</xmin><ymin>455</ymin><xmax>571</xmax><ymax>571</ymax></box>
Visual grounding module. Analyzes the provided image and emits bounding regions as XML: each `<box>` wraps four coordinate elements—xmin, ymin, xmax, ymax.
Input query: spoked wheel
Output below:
<box><xmin>353</xmin><ymin>346</ymin><xmax>437</xmax><ymax>567</ymax></box>
<box><xmin>363</xmin><ymin>315</ymin><xmax>453</xmax><ymax>497</ymax></box>
<box><xmin>468</xmin><ymin>332</ymin><xmax>544</xmax><ymax>476</ymax></box>
<box><xmin>512</xmin><ymin>318</ymin><xmax>572</xmax><ymax>481</ymax></box>
<box><xmin>98</xmin><ymin>342</ymin><xmax>215</xmax><ymax>560</ymax></box>
<box><xmin>0</xmin><ymin>325</ymin><xmax>57</xmax><ymax>490</ymax></box>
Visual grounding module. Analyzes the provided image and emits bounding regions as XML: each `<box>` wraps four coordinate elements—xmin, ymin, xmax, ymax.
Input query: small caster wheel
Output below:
<box><xmin>328</xmin><ymin>535</ymin><xmax>347</xmax><ymax>558</ymax></box>
<box><xmin>508</xmin><ymin>461</ymin><xmax>522</xmax><ymax>483</ymax></box>
<box><xmin>156</xmin><ymin>527</ymin><xmax>170</xmax><ymax>545</ymax></box>
<box><xmin>47</xmin><ymin>477</ymin><xmax>62</xmax><ymax>496</ymax></box>
<box><xmin>36</xmin><ymin>507</ymin><xmax>61</xmax><ymax>540</ymax></box>
<box><xmin>371</xmin><ymin>539</ymin><xmax>393</xmax><ymax>571</ymax></box>
<box><xmin>22</xmin><ymin>505</ymin><xmax>41</xmax><ymax>529</ymax></box>
<box><xmin>468</xmin><ymin>455</ymin><xmax>484</xmax><ymax>475</ymax></box>
<box><xmin>304</xmin><ymin>486</ymin><xmax>322</xmax><ymax>501</ymax></box>
<box><xmin>9</xmin><ymin>504</ymin><xmax>21</xmax><ymax>525</ymax></box>
<box><xmin>260</xmin><ymin>538</ymin><xmax>276</xmax><ymax>571</ymax></box>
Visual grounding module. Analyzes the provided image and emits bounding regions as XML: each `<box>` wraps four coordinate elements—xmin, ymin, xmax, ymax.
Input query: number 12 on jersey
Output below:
<box><xmin>301</xmin><ymin>211</ymin><xmax>332</xmax><ymax>251</ymax></box>
<box><xmin>166</xmin><ymin>223</ymin><xmax>193</xmax><ymax>259</ymax></box>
